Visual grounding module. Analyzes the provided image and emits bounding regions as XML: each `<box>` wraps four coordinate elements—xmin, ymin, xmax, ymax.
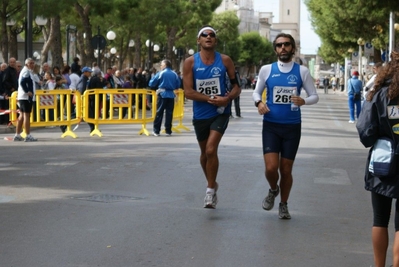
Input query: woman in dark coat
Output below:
<box><xmin>356</xmin><ymin>51</ymin><xmax>399</xmax><ymax>267</ymax></box>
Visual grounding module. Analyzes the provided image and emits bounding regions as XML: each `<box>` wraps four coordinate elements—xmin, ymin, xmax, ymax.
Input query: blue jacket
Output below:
<box><xmin>149</xmin><ymin>67</ymin><xmax>180</xmax><ymax>98</ymax></box>
<box><xmin>347</xmin><ymin>76</ymin><xmax>362</xmax><ymax>95</ymax></box>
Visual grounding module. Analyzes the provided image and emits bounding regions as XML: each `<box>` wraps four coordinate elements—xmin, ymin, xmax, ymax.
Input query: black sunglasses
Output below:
<box><xmin>200</xmin><ymin>32</ymin><xmax>216</xmax><ymax>38</ymax></box>
<box><xmin>275</xmin><ymin>42</ymin><xmax>292</xmax><ymax>48</ymax></box>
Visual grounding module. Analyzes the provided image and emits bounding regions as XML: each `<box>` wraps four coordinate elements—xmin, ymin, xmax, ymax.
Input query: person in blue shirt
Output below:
<box><xmin>149</xmin><ymin>59</ymin><xmax>181</xmax><ymax>136</ymax></box>
<box><xmin>252</xmin><ymin>33</ymin><xmax>319</xmax><ymax>219</ymax></box>
<box><xmin>347</xmin><ymin>70</ymin><xmax>363</xmax><ymax>123</ymax></box>
<box><xmin>183</xmin><ymin>25</ymin><xmax>241</xmax><ymax>209</ymax></box>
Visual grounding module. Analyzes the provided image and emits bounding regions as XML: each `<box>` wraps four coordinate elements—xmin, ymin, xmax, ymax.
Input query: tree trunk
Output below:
<box><xmin>49</xmin><ymin>16</ymin><xmax>63</xmax><ymax>68</ymax></box>
<box><xmin>133</xmin><ymin>34</ymin><xmax>141</xmax><ymax>69</ymax></box>
<box><xmin>74</xmin><ymin>3</ymin><xmax>95</xmax><ymax>68</ymax></box>
<box><xmin>1</xmin><ymin>3</ymin><xmax>8</xmax><ymax>62</ymax></box>
<box><xmin>8</xmin><ymin>32</ymin><xmax>18</xmax><ymax>59</ymax></box>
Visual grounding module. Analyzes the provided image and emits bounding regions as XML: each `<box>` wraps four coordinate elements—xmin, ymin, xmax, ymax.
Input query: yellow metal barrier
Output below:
<box><xmin>9</xmin><ymin>90</ymin><xmax>82</xmax><ymax>138</ymax></box>
<box><xmin>8</xmin><ymin>88</ymin><xmax>189</xmax><ymax>138</ymax></box>
<box><xmin>82</xmin><ymin>89</ymin><xmax>156</xmax><ymax>137</ymax></box>
<box><xmin>167</xmin><ymin>89</ymin><xmax>190</xmax><ymax>133</ymax></box>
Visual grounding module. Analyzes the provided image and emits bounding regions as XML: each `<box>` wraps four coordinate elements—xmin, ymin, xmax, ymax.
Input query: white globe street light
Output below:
<box><xmin>188</xmin><ymin>49</ymin><xmax>195</xmax><ymax>55</ymax></box>
<box><xmin>35</xmin><ymin>16</ymin><xmax>48</xmax><ymax>26</ymax></box>
<box><xmin>153</xmin><ymin>44</ymin><xmax>160</xmax><ymax>52</ymax></box>
<box><xmin>106</xmin><ymin>30</ymin><xmax>116</xmax><ymax>41</ymax></box>
<box><xmin>110</xmin><ymin>47</ymin><xmax>117</xmax><ymax>54</ymax></box>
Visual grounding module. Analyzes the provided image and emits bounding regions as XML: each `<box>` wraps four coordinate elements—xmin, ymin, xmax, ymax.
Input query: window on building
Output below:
<box><xmin>287</xmin><ymin>9</ymin><xmax>290</xmax><ymax>15</ymax></box>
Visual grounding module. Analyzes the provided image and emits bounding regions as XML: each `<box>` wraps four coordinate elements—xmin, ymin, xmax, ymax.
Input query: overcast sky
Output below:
<box><xmin>253</xmin><ymin>0</ymin><xmax>321</xmax><ymax>55</ymax></box>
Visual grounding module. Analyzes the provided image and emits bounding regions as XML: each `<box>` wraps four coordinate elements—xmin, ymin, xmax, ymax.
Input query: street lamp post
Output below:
<box><xmin>146</xmin><ymin>39</ymin><xmax>153</xmax><ymax>69</ymax></box>
<box><xmin>90</xmin><ymin>28</ymin><xmax>115</xmax><ymax>70</ymax></box>
<box><xmin>66</xmin><ymin>25</ymin><xmax>77</xmax><ymax>66</ymax></box>
<box><xmin>110</xmin><ymin>47</ymin><xmax>117</xmax><ymax>66</ymax></box>
<box><xmin>357</xmin><ymin>38</ymin><xmax>365</xmax><ymax>84</ymax></box>
<box><xmin>128</xmin><ymin>39</ymin><xmax>135</xmax><ymax>67</ymax></box>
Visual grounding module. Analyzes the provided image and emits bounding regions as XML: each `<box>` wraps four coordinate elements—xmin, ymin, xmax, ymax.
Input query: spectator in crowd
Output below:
<box><xmin>0</xmin><ymin>63</ymin><xmax>8</xmax><ymax>124</ymax></box>
<box><xmin>31</xmin><ymin>64</ymin><xmax>42</xmax><ymax>122</ymax></box>
<box><xmin>76</xmin><ymin>67</ymin><xmax>93</xmax><ymax>132</ymax></box>
<box><xmin>87</xmin><ymin>68</ymin><xmax>107</xmax><ymax>133</ymax></box>
<box><xmin>61</xmin><ymin>65</ymin><xmax>72</xmax><ymax>88</ymax></box>
<box><xmin>331</xmin><ymin>75</ymin><xmax>337</xmax><ymax>93</ymax></box>
<box><xmin>347</xmin><ymin>71</ymin><xmax>363</xmax><ymax>123</ymax></box>
<box><xmin>71</xmin><ymin>57</ymin><xmax>81</xmax><ymax>76</ymax></box>
<box><xmin>129</xmin><ymin>68</ymin><xmax>138</xmax><ymax>88</ymax></box>
<box><xmin>40</xmin><ymin>62</ymin><xmax>50</xmax><ymax>81</ymax></box>
<box><xmin>149</xmin><ymin>59</ymin><xmax>180</xmax><ymax>136</ymax></box>
<box><xmin>104</xmin><ymin>67</ymin><xmax>115</xmax><ymax>88</ymax></box>
<box><xmin>2</xmin><ymin>57</ymin><xmax>18</xmax><ymax>125</ymax></box>
<box><xmin>356</xmin><ymin>50</ymin><xmax>399</xmax><ymax>267</ymax></box>
<box><xmin>13</xmin><ymin>58</ymin><xmax>37</xmax><ymax>142</ymax></box>
<box><xmin>53</xmin><ymin>66</ymin><xmax>61</xmax><ymax>77</ymax></box>
<box><xmin>121</xmin><ymin>75</ymin><xmax>133</xmax><ymax>118</ymax></box>
<box><xmin>323</xmin><ymin>75</ymin><xmax>329</xmax><ymax>94</ymax></box>
<box><xmin>15</xmin><ymin>61</ymin><xmax>22</xmax><ymax>77</ymax></box>
<box><xmin>113</xmin><ymin>70</ymin><xmax>124</xmax><ymax>88</ymax></box>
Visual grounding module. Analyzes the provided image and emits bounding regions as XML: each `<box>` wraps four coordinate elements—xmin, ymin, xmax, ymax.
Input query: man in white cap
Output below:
<box><xmin>183</xmin><ymin>25</ymin><xmax>241</xmax><ymax>209</ymax></box>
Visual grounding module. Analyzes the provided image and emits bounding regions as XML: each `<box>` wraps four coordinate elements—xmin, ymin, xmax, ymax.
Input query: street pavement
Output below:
<box><xmin>0</xmin><ymin>88</ymin><xmax>385</xmax><ymax>267</ymax></box>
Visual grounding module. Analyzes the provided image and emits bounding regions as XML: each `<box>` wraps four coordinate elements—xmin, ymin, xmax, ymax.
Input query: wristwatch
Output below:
<box><xmin>255</xmin><ymin>100</ymin><xmax>262</xmax><ymax>107</ymax></box>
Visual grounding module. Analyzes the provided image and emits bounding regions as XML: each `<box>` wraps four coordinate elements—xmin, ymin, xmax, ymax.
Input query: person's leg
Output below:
<box><xmin>234</xmin><ymin>97</ymin><xmax>241</xmax><ymax>117</ymax></box>
<box><xmin>15</xmin><ymin>112</ymin><xmax>25</xmax><ymax>135</ymax></box>
<box><xmin>164</xmin><ymin>98</ymin><xmax>174</xmax><ymax>134</ymax></box>
<box><xmin>279</xmin><ymin>158</ymin><xmax>294</xmax><ymax>203</ymax></box>
<box><xmin>264</xmin><ymin>153</ymin><xmax>280</xmax><ymax>190</ymax></box>
<box><xmin>372</xmin><ymin>192</ymin><xmax>392</xmax><ymax>267</ymax></box>
<box><xmin>23</xmin><ymin>112</ymin><xmax>31</xmax><ymax>135</ymax></box>
<box><xmin>393</xmin><ymin>200</ymin><xmax>399</xmax><ymax>267</ymax></box>
<box><xmin>153</xmin><ymin>97</ymin><xmax>165</xmax><ymax>134</ymax></box>
<box><xmin>199</xmin><ymin>130</ymin><xmax>223</xmax><ymax>189</ymax></box>
<box><xmin>348</xmin><ymin>95</ymin><xmax>355</xmax><ymax>121</ymax></box>
<box><xmin>88</xmin><ymin>98</ymin><xmax>95</xmax><ymax>132</ymax></box>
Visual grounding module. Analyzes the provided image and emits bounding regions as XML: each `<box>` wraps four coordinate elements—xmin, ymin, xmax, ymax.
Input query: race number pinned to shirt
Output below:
<box><xmin>196</xmin><ymin>78</ymin><xmax>221</xmax><ymax>96</ymax></box>
<box><xmin>272</xmin><ymin>86</ymin><xmax>296</xmax><ymax>104</ymax></box>
<box><xmin>387</xmin><ymin>105</ymin><xmax>399</xmax><ymax>119</ymax></box>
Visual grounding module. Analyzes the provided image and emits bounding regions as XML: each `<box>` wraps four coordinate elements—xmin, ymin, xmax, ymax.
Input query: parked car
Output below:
<box><xmin>251</xmin><ymin>75</ymin><xmax>258</xmax><ymax>89</ymax></box>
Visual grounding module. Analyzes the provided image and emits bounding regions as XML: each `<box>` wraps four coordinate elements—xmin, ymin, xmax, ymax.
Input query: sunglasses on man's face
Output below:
<box><xmin>200</xmin><ymin>32</ymin><xmax>216</xmax><ymax>38</ymax></box>
<box><xmin>275</xmin><ymin>42</ymin><xmax>292</xmax><ymax>48</ymax></box>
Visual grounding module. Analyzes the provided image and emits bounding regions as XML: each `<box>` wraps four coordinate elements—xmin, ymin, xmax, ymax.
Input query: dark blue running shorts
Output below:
<box><xmin>193</xmin><ymin>114</ymin><xmax>230</xmax><ymax>142</ymax></box>
<box><xmin>262</xmin><ymin>121</ymin><xmax>301</xmax><ymax>160</ymax></box>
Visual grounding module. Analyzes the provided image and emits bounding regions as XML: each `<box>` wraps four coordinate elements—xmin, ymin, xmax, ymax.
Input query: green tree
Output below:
<box><xmin>305</xmin><ymin>0</ymin><xmax>399</xmax><ymax>61</ymax></box>
<box><xmin>238</xmin><ymin>32</ymin><xmax>275</xmax><ymax>76</ymax></box>
<box><xmin>210</xmin><ymin>11</ymin><xmax>240</xmax><ymax>62</ymax></box>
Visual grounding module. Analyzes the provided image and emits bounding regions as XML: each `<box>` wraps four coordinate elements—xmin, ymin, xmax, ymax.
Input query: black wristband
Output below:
<box><xmin>255</xmin><ymin>100</ymin><xmax>262</xmax><ymax>107</ymax></box>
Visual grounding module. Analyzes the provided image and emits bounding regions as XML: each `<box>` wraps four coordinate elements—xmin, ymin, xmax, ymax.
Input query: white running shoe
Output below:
<box><xmin>204</xmin><ymin>183</ymin><xmax>218</xmax><ymax>209</ymax></box>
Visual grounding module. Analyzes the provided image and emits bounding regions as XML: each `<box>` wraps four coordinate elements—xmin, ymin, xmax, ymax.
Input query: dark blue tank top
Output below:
<box><xmin>264</xmin><ymin>62</ymin><xmax>303</xmax><ymax>124</ymax></box>
<box><xmin>192</xmin><ymin>52</ymin><xmax>230</xmax><ymax>119</ymax></box>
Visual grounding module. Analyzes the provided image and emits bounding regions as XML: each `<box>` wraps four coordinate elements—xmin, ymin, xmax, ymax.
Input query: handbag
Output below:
<box><xmin>369</xmin><ymin>137</ymin><xmax>398</xmax><ymax>177</ymax></box>
<box><xmin>350</xmin><ymin>80</ymin><xmax>361</xmax><ymax>101</ymax></box>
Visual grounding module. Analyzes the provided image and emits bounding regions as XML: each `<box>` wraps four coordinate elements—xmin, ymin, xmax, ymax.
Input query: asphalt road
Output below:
<box><xmin>0</xmin><ymin>89</ymin><xmax>384</xmax><ymax>267</ymax></box>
